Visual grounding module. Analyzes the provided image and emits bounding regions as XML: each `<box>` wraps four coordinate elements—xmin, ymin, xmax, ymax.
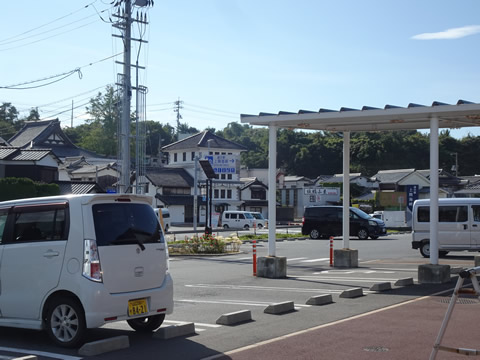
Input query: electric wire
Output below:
<box><xmin>0</xmin><ymin>1</ymin><xmax>100</xmax><ymax>44</ymax></box>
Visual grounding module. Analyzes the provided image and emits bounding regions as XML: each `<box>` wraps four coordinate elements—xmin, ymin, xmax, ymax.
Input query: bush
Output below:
<box><xmin>0</xmin><ymin>178</ymin><xmax>60</xmax><ymax>201</ymax></box>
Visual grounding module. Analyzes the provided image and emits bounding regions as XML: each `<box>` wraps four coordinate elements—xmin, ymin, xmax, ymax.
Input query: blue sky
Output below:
<box><xmin>1</xmin><ymin>0</ymin><xmax>480</xmax><ymax>138</ymax></box>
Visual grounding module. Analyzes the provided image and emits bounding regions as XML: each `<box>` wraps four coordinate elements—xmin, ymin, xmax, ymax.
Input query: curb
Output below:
<box><xmin>78</xmin><ymin>335</ymin><xmax>129</xmax><ymax>356</ymax></box>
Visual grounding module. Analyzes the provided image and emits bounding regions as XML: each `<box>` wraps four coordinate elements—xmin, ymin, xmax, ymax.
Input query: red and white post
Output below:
<box><xmin>329</xmin><ymin>236</ymin><xmax>334</xmax><ymax>267</ymax></box>
<box><xmin>253</xmin><ymin>240</ymin><xmax>257</xmax><ymax>276</ymax></box>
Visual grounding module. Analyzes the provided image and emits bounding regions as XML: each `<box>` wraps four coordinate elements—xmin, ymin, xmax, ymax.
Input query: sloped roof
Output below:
<box><xmin>240</xmin><ymin>178</ymin><xmax>268</xmax><ymax>190</ymax></box>
<box><xmin>7</xmin><ymin>119</ymin><xmax>102</xmax><ymax>159</ymax></box>
<box><xmin>0</xmin><ymin>136</ymin><xmax>9</xmax><ymax>146</ymax></box>
<box><xmin>155</xmin><ymin>194</ymin><xmax>206</xmax><ymax>206</ymax></box>
<box><xmin>320</xmin><ymin>173</ymin><xmax>364</xmax><ymax>183</ymax></box>
<box><xmin>54</xmin><ymin>181</ymin><xmax>104</xmax><ymax>195</ymax></box>
<box><xmin>0</xmin><ymin>147</ymin><xmax>60</xmax><ymax>163</ymax></box>
<box><xmin>371</xmin><ymin>169</ymin><xmax>415</xmax><ymax>183</ymax></box>
<box><xmin>146</xmin><ymin>168</ymin><xmax>194</xmax><ymax>187</ymax></box>
<box><xmin>162</xmin><ymin>131</ymin><xmax>247</xmax><ymax>151</ymax></box>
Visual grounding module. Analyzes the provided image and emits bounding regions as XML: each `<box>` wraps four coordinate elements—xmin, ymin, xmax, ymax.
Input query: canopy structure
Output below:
<box><xmin>241</xmin><ymin>100</ymin><xmax>480</xmax><ymax>266</ymax></box>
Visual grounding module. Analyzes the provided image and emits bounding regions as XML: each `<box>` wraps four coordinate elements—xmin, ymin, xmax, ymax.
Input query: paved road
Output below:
<box><xmin>0</xmin><ymin>233</ymin><xmax>476</xmax><ymax>359</ymax></box>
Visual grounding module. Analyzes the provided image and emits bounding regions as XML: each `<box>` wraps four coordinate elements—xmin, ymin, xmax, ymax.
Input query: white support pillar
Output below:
<box><xmin>268</xmin><ymin>126</ymin><xmax>277</xmax><ymax>257</ymax></box>
<box><xmin>429</xmin><ymin>117</ymin><xmax>439</xmax><ymax>265</ymax></box>
<box><xmin>342</xmin><ymin>131</ymin><xmax>350</xmax><ymax>249</ymax></box>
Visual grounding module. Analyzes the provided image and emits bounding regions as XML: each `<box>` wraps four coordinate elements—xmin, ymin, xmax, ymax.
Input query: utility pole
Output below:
<box><xmin>174</xmin><ymin>98</ymin><xmax>183</xmax><ymax>136</ymax></box>
<box><xmin>119</xmin><ymin>0</ymin><xmax>132</xmax><ymax>193</ymax></box>
<box><xmin>113</xmin><ymin>0</ymin><xmax>153</xmax><ymax>193</ymax></box>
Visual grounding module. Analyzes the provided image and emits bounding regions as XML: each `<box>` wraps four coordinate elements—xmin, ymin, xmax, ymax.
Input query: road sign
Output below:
<box><xmin>204</xmin><ymin>154</ymin><xmax>238</xmax><ymax>174</ymax></box>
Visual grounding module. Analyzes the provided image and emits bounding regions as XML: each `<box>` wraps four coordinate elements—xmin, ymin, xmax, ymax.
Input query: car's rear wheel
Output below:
<box><xmin>45</xmin><ymin>297</ymin><xmax>86</xmax><ymax>348</ymax></box>
<box><xmin>257</xmin><ymin>224</ymin><xmax>263</xmax><ymax>229</ymax></box>
<box><xmin>223</xmin><ymin>224</ymin><xmax>229</xmax><ymax>229</ymax></box>
<box><xmin>310</xmin><ymin>229</ymin><xmax>320</xmax><ymax>239</ymax></box>
<box><xmin>357</xmin><ymin>228</ymin><xmax>369</xmax><ymax>240</ymax></box>
<box><xmin>439</xmin><ymin>250</ymin><xmax>449</xmax><ymax>257</ymax></box>
<box><xmin>420</xmin><ymin>241</ymin><xmax>430</xmax><ymax>258</ymax></box>
<box><xmin>243</xmin><ymin>224</ymin><xmax>250</xmax><ymax>230</ymax></box>
<box><xmin>127</xmin><ymin>314</ymin><xmax>165</xmax><ymax>332</ymax></box>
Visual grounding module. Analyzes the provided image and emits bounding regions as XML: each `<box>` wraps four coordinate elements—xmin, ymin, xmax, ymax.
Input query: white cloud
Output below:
<box><xmin>412</xmin><ymin>25</ymin><xmax>480</xmax><ymax>40</ymax></box>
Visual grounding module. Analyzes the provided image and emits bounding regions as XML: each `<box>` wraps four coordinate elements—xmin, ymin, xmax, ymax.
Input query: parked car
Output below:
<box><xmin>0</xmin><ymin>194</ymin><xmax>173</xmax><ymax>347</ymax></box>
<box><xmin>221</xmin><ymin>210</ymin><xmax>255</xmax><ymax>230</ymax></box>
<box><xmin>155</xmin><ymin>208</ymin><xmax>171</xmax><ymax>232</ymax></box>
<box><xmin>412</xmin><ymin>198</ymin><xmax>480</xmax><ymax>258</ymax></box>
<box><xmin>302</xmin><ymin>205</ymin><xmax>387</xmax><ymax>240</ymax></box>
<box><xmin>249</xmin><ymin>212</ymin><xmax>268</xmax><ymax>229</ymax></box>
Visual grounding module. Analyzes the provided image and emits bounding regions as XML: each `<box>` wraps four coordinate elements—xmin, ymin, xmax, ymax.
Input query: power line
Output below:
<box><xmin>0</xmin><ymin>1</ymin><xmax>100</xmax><ymax>44</ymax></box>
<box><xmin>0</xmin><ymin>53</ymin><xmax>121</xmax><ymax>90</ymax></box>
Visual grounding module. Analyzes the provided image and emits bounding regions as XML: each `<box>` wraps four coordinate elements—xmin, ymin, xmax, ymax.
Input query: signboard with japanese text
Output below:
<box><xmin>204</xmin><ymin>154</ymin><xmax>239</xmax><ymax>174</ymax></box>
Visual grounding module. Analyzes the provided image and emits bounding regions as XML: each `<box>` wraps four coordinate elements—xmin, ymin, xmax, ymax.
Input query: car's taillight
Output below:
<box><xmin>302</xmin><ymin>216</ymin><xmax>305</xmax><ymax>225</ymax></box>
<box><xmin>83</xmin><ymin>239</ymin><xmax>103</xmax><ymax>282</ymax></box>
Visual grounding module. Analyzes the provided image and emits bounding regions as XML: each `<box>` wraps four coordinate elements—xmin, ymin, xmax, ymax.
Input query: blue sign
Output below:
<box><xmin>406</xmin><ymin>185</ymin><xmax>418</xmax><ymax>211</ymax></box>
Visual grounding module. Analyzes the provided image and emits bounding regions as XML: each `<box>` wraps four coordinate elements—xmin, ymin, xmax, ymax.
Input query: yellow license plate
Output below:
<box><xmin>128</xmin><ymin>299</ymin><xmax>148</xmax><ymax>317</ymax></box>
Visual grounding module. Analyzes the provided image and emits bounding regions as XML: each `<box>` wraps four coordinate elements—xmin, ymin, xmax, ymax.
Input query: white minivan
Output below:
<box><xmin>0</xmin><ymin>194</ymin><xmax>173</xmax><ymax>347</ymax></box>
<box><xmin>155</xmin><ymin>208</ymin><xmax>171</xmax><ymax>232</ymax></box>
<box><xmin>221</xmin><ymin>211</ymin><xmax>255</xmax><ymax>230</ymax></box>
<box><xmin>412</xmin><ymin>198</ymin><xmax>480</xmax><ymax>257</ymax></box>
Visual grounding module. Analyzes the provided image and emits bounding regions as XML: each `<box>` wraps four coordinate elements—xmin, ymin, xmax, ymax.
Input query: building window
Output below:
<box><xmin>251</xmin><ymin>188</ymin><xmax>266</xmax><ymax>200</ymax></box>
<box><xmin>174</xmin><ymin>153</ymin><xmax>177</xmax><ymax>162</ymax></box>
<box><xmin>163</xmin><ymin>187</ymin><xmax>190</xmax><ymax>195</ymax></box>
<box><xmin>183</xmin><ymin>152</ymin><xmax>186</xmax><ymax>161</ymax></box>
<box><xmin>191</xmin><ymin>152</ymin><xmax>195</xmax><ymax>161</ymax></box>
<box><xmin>227</xmin><ymin>174</ymin><xmax>232</xmax><ymax>180</ymax></box>
<box><xmin>250</xmin><ymin>207</ymin><xmax>262</xmax><ymax>213</ymax></box>
<box><xmin>214</xmin><ymin>189</ymin><xmax>219</xmax><ymax>198</ymax></box>
<box><xmin>221</xmin><ymin>174</ymin><xmax>226</xmax><ymax>180</ymax></box>
<box><xmin>221</xmin><ymin>189</ymin><xmax>226</xmax><ymax>199</ymax></box>
<box><xmin>227</xmin><ymin>189</ymin><xmax>232</xmax><ymax>199</ymax></box>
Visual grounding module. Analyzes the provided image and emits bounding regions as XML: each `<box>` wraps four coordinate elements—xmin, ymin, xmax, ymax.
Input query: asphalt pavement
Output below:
<box><xmin>206</xmin><ymin>277</ymin><xmax>480</xmax><ymax>360</ymax></box>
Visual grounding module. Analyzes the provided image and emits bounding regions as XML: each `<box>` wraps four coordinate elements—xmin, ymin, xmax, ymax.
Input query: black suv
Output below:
<box><xmin>301</xmin><ymin>206</ymin><xmax>387</xmax><ymax>240</ymax></box>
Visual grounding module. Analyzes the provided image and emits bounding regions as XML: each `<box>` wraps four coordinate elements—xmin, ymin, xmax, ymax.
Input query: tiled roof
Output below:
<box><xmin>0</xmin><ymin>147</ymin><xmax>60</xmax><ymax>162</ymax></box>
<box><xmin>146</xmin><ymin>168</ymin><xmax>194</xmax><ymax>187</ymax></box>
<box><xmin>371</xmin><ymin>169</ymin><xmax>415</xmax><ymax>183</ymax></box>
<box><xmin>8</xmin><ymin>120</ymin><xmax>58</xmax><ymax>147</ymax></box>
<box><xmin>54</xmin><ymin>181</ymin><xmax>104</xmax><ymax>195</ymax></box>
<box><xmin>162</xmin><ymin>131</ymin><xmax>247</xmax><ymax>151</ymax></box>
<box><xmin>240</xmin><ymin>178</ymin><xmax>268</xmax><ymax>190</ymax></box>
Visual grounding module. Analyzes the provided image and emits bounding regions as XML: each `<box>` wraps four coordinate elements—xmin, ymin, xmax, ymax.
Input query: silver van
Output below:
<box><xmin>412</xmin><ymin>198</ymin><xmax>480</xmax><ymax>257</ymax></box>
<box><xmin>221</xmin><ymin>210</ymin><xmax>255</xmax><ymax>230</ymax></box>
<box><xmin>0</xmin><ymin>194</ymin><xmax>173</xmax><ymax>347</ymax></box>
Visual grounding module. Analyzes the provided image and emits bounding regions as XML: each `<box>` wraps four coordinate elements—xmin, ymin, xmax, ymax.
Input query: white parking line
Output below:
<box><xmin>177</xmin><ymin>299</ymin><xmax>311</xmax><ymax>308</ymax></box>
<box><xmin>287</xmin><ymin>257</ymin><xmax>308</xmax><ymax>261</ymax></box>
<box><xmin>186</xmin><ymin>283</ymin><xmax>343</xmax><ymax>293</ymax></box>
<box><xmin>300</xmin><ymin>258</ymin><xmax>330</xmax><ymax>263</ymax></box>
<box><xmin>164</xmin><ymin>320</ymin><xmax>222</xmax><ymax>328</ymax></box>
<box><xmin>0</xmin><ymin>347</ymin><xmax>81</xmax><ymax>360</ymax></box>
<box><xmin>299</xmin><ymin>275</ymin><xmax>414</xmax><ymax>282</ymax></box>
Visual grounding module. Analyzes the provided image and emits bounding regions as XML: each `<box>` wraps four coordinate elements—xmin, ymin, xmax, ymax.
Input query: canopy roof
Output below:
<box><xmin>241</xmin><ymin>100</ymin><xmax>480</xmax><ymax>132</ymax></box>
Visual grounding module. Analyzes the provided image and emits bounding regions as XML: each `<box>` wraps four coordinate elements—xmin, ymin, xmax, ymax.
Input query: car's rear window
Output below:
<box><xmin>93</xmin><ymin>203</ymin><xmax>163</xmax><ymax>246</ymax></box>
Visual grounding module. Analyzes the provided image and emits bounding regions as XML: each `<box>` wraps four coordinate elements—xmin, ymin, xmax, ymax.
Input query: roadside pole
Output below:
<box><xmin>252</xmin><ymin>240</ymin><xmax>257</xmax><ymax>276</ymax></box>
<box><xmin>329</xmin><ymin>237</ymin><xmax>334</xmax><ymax>267</ymax></box>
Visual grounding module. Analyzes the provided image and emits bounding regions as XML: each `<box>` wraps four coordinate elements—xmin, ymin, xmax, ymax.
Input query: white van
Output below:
<box><xmin>155</xmin><ymin>208</ymin><xmax>171</xmax><ymax>232</ymax></box>
<box><xmin>0</xmin><ymin>194</ymin><xmax>173</xmax><ymax>347</ymax></box>
<box><xmin>412</xmin><ymin>198</ymin><xmax>480</xmax><ymax>257</ymax></box>
<box><xmin>221</xmin><ymin>210</ymin><xmax>255</xmax><ymax>230</ymax></box>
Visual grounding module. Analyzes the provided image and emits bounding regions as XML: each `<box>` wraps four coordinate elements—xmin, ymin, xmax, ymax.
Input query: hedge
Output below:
<box><xmin>0</xmin><ymin>177</ymin><xmax>60</xmax><ymax>201</ymax></box>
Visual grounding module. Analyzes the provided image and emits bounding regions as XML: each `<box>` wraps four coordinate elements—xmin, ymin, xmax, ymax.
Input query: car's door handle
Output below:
<box><xmin>473</xmin><ymin>224</ymin><xmax>478</xmax><ymax>228</ymax></box>
<box><xmin>464</xmin><ymin>224</ymin><xmax>468</xmax><ymax>230</ymax></box>
<box><xmin>43</xmin><ymin>250</ymin><xmax>59</xmax><ymax>258</ymax></box>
